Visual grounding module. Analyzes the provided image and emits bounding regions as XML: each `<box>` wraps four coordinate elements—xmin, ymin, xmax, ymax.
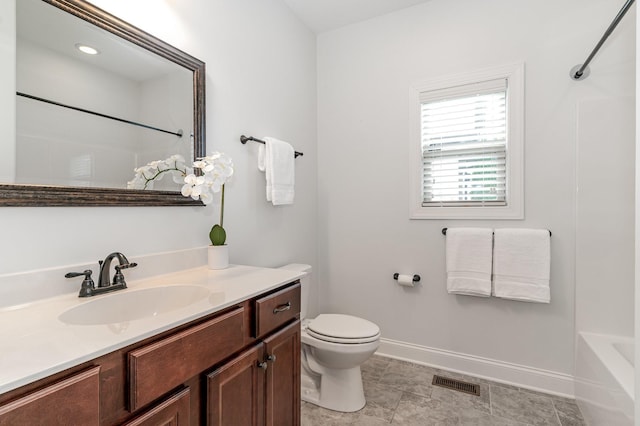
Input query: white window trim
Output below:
<box><xmin>409</xmin><ymin>62</ymin><xmax>525</xmax><ymax>220</ymax></box>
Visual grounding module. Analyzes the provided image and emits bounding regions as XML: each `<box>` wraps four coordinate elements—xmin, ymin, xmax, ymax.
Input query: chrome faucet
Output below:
<box><xmin>65</xmin><ymin>252</ymin><xmax>137</xmax><ymax>297</ymax></box>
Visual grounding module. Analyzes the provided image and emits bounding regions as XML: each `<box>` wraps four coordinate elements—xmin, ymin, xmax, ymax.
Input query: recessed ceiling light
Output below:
<box><xmin>75</xmin><ymin>43</ymin><xmax>100</xmax><ymax>55</ymax></box>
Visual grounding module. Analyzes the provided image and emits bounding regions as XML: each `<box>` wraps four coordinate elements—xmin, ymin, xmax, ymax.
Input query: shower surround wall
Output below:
<box><xmin>317</xmin><ymin>0</ymin><xmax>635</xmax><ymax>395</ymax></box>
<box><xmin>576</xmin><ymin>96</ymin><xmax>634</xmax><ymax>338</ymax></box>
<box><xmin>574</xmin><ymin>96</ymin><xmax>635</xmax><ymax>425</ymax></box>
<box><xmin>16</xmin><ymin>38</ymin><xmax>140</xmax><ymax>188</ymax></box>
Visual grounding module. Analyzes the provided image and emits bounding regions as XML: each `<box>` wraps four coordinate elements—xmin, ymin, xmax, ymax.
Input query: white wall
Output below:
<box><xmin>636</xmin><ymin>8</ymin><xmax>640</xmax><ymax>422</ymax></box>
<box><xmin>317</xmin><ymin>0</ymin><xmax>635</xmax><ymax>383</ymax></box>
<box><xmin>576</xmin><ymin>96</ymin><xmax>635</xmax><ymax>338</ymax></box>
<box><xmin>0</xmin><ymin>0</ymin><xmax>15</xmax><ymax>182</ymax></box>
<box><xmin>0</xmin><ymin>0</ymin><xmax>317</xmax><ymax>277</ymax></box>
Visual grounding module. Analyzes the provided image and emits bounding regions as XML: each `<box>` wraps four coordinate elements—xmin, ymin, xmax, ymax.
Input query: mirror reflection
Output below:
<box><xmin>14</xmin><ymin>0</ymin><xmax>195</xmax><ymax>192</ymax></box>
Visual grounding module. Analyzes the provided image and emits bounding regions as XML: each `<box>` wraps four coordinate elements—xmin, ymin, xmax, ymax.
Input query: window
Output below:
<box><xmin>409</xmin><ymin>63</ymin><xmax>524</xmax><ymax>219</ymax></box>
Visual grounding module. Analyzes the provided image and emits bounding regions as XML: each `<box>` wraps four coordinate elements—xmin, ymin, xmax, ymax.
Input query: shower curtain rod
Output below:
<box><xmin>16</xmin><ymin>92</ymin><xmax>184</xmax><ymax>137</ymax></box>
<box><xmin>571</xmin><ymin>0</ymin><xmax>635</xmax><ymax>81</ymax></box>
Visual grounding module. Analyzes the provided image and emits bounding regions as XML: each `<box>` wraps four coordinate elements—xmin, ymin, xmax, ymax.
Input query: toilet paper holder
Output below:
<box><xmin>393</xmin><ymin>273</ymin><xmax>421</xmax><ymax>283</ymax></box>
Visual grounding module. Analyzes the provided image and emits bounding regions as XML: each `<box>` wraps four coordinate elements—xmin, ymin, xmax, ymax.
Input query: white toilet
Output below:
<box><xmin>279</xmin><ymin>264</ymin><xmax>380</xmax><ymax>412</ymax></box>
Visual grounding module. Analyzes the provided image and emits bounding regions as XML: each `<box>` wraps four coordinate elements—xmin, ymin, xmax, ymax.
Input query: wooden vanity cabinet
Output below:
<box><xmin>128</xmin><ymin>307</ymin><xmax>246</xmax><ymax>412</ymax></box>
<box><xmin>0</xmin><ymin>281</ymin><xmax>301</xmax><ymax>426</ymax></box>
<box><xmin>0</xmin><ymin>366</ymin><xmax>101</xmax><ymax>426</ymax></box>
<box><xmin>263</xmin><ymin>320</ymin><xmax>301</xmax><ymax>426</ymax></box>
<box><xmin>122</xmin><ymin>387</ymin><xmax>191</xmax><ymax>426</ymax></box>
<box><xmin>206</xmin><ymin>320</ymin><xmax>300</xmax><ymax>426</ymax></box>
<box><xmin>207</xmin><ymin>283</ymin><xmax>301</xmax><ymax>426</ymax></box>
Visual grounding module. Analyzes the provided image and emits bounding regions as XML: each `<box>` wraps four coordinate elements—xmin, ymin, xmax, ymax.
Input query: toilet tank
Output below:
<box><xmin>278</xmin><ymin>264</ymin><xmax>312</xmax><ymax>319</ymax></box>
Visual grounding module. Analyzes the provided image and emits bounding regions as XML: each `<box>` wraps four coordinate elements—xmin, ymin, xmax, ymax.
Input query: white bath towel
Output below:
<box><xmin>492</xmin><ymin>228</ymin><xmax>551</xmax><ymax>303</ymax></box>
<box><xmin>446</xmin><ymin>228</ymin><xmax>493</xmax><ymax>297</ymax></box>
<box><xmin>258</xmin><ymin>137</ymin><xmax>295</xmax><ymax>205</ymax></box>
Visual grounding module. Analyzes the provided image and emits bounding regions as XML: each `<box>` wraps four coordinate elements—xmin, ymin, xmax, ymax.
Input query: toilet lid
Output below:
<box><xmin>307</xmin><ymin>314</ymin><xmax>380</xmax><ymax>344</ymax></box>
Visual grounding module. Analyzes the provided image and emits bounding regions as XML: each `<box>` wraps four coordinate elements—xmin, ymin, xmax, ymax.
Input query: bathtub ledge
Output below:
<box><xmin>581</xmin><ymin>332</ymin><xmax>634</xmax><ymax>400</ymax></box>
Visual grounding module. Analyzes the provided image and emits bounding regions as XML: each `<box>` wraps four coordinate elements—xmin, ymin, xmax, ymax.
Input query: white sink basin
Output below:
<box><xmin>59</xmin><ymin>285</ymin><xmax>210</xmax><ymax>325</ymax></box>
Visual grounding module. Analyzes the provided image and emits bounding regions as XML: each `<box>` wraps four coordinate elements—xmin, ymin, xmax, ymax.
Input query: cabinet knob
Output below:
<box><xmin>257</xmin><ymin>361</ymin><xmax>268</xmax><ymax>370</ymax></box>
<box><xmin>266</xmin><ymin>354</ymin><xmax>276</xmax><ymax>363</ymax></box>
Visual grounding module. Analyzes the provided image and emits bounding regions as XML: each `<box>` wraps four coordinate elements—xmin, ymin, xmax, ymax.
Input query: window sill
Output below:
<box><xmin>409</xmin><ymin>204</ymin><xmax>523</xmax><ymax>220</ymax></box>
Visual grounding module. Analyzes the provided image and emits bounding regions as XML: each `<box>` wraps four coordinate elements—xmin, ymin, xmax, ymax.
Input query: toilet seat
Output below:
<box><xmin>306</xmin><ymin>314</ymin><xmax>380</xmax><ymax>344</ymax></box>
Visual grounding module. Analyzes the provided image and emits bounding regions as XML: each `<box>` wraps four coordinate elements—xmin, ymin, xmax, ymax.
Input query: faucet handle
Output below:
<box><xmin>65</xmin><ymin>270</ymin><xmax>92</xmax><ymax>279</ymax></box>
<box><xmin>118</xmin><ymin>262</ymin><xmax>138</xmax><ymax>270</ymax></box>
<box><xmin>113</xmin><ymin>262</ymin><xmax>137</xmax><ymax>286</ymax></box>
<box><xmin>65</xmin><ymin>270</ymin><xmax>95</xmax><ymax>298</ymax></box>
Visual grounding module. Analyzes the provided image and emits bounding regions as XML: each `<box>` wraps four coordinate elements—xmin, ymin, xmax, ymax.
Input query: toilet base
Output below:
<box><xmin>301</xmin><ymin>365</ymin><xmax>366</xmax><ymax>412</ymax></box>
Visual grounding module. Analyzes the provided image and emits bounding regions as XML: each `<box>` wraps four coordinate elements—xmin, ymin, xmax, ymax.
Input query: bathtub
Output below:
<box><xmin>575</xmin><ymin>332</ymin><xmax>634</xmax><ymax>425</ymax></box>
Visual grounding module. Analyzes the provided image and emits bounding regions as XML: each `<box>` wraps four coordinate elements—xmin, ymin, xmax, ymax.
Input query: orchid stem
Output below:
<box><xmin>220</xmin><ymin>184</ymin><xmax>225</xmax><ymax>228</ymax></box>
<box><xmin>141</xmin><ymin>163</ymin><xmax>185</xmax><ymax>189</ymax></box>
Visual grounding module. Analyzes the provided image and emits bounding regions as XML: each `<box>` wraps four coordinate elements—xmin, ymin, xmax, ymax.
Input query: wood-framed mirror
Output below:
<box><xmin>1</xmin><ymin>0</ymin><xmax>205</xmax><ymax>206</ymax></box>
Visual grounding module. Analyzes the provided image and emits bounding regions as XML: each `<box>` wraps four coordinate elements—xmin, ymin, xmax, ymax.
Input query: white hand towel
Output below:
<box><xmin>258</xmin><ymin>137</ymin><xmax>295</xmax><ymax>205</ymax></box>
<box><xmin>492</xmin><ymin>228</ymin><xmax>551</xmax><ymax>303</ymax></box>
<box><xmin>446</xmin><ymin>228</ymin><xmax>493</xmax><ymax>297</ymax></box>
<box><xmin>258</xmin><ymin>144</ymin><xmax>270</xmax><ymax>200</ymax></box>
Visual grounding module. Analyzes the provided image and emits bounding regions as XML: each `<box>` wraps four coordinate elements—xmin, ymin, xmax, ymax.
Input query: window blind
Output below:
<box><xmin>420</xmin><ymin>79</ymin><xmax>507</xmax><ymax>207</ymax></box>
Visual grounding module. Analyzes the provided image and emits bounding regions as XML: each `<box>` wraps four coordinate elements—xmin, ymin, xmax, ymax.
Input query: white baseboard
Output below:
<box><xmin>376</xmin><ymin>338</ymin><xmax>575</xmax><ymax>398</ymax></box>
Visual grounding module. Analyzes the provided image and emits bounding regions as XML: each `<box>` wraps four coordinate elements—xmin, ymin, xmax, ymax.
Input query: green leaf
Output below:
<box><xmin>209</xmin><ymin>224</ymin><xmax>227</xmax><ymax>246</ymax></box>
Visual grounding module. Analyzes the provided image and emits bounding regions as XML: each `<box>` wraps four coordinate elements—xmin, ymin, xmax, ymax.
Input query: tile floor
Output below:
<box><xmin>301</xmin><ymin>356</ymin><xmax>586</xmax><ymax>426</ymax></box>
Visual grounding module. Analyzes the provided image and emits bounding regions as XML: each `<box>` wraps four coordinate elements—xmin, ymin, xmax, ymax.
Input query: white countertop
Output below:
<box><xmin>0</xmin><ymin>264</ymin><xmax>304</xmax><ymax>394</ymax></box>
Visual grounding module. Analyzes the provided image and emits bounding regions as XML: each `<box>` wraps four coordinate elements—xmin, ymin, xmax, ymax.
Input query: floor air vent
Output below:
<box><xmin>432</xmin><ymin>375</ymin><xmax>480</xmax><ymax>396</ymax></box>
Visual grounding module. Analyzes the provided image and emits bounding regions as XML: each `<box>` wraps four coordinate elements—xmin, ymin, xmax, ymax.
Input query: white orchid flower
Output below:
<box><xmin>168</xmin><ymin>154</ymin><xmax>185</xmax><ymax>163</ymax></box>
<box><xmin>181</xmin><ymin>183</ymin><xmax>193</xmax><ymax>197</ymax></box>
<box><xmin>128</xmin><ymin>154</ymin><xmax>193</xmax><ymax>191</ymax></box>
<box><xmin>200</xmin><ymin>152</ymin><xmax>221</xmax><ymax>162</ymax></box>
<box><xmin>172</xmin><ymin>172</ymin><xmax>186</xmax><ymax>184</ymax></box>
<box><xmin>193</xmin><ymin>160</ymin><xmax>207</xmax><ymax>170</ymax></box>
<box><xmin>127</xmin><ymin>175</ymin><xmax>146</xmax><ymax>190</ymax></box>
<box><xmin>210</xmin><ymin>180</ymin><xmax>223</xmax><ymax>193</ymax></box>
<box><xmin>190</xmin><ymin>184</ymin><xmax>204</xmax><ymax>199</ymax></box>
<box><xmin>176</xmin><ymin>151</ymin><xmax>234</xmax><ymax>244</ymax></box>
<box><xmin>200</xmin><ymin>191</ymin><xmax>214</xmax><ymax>205</ymax></box>
<box><xmin>161</xmin><ymin>152</ymin><xmax>235</xmax><ymax>207</ymax></box>
<box><xmin>135</xmin><ymin>165</ymin><xmax>153</xmax><ymax>175</ymax></box>
<box><xmin>181</xmin><ymin>181</ymin><xmax>203</xmax><ymax>199</ymax></box>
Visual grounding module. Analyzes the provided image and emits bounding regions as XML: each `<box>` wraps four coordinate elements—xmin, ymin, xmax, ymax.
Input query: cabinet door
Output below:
<box><xmin>0</xmin><ymin>366</ymin><xmax>100</xmax><ymax>426</ymax></box>
<box><xmin>263</xmin><ymin>320</ymin><xmax>300</xmax><ymax>426</ymax></box>
<box><xmin>206</xmin><ymin>344</ymin><xmax>263</xmax><ymax>426</ymax></box>
<box><xmin>123</xmin><ymin>387</ymin><xmax>190</xmax><ymax>426</ymax></box>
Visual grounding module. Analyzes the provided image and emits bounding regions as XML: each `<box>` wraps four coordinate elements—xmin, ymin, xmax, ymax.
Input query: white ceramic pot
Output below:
<box><xmin>208</xmin><ymin>245</ymin><xmax>229</xmax><ymax>269</ymax></box>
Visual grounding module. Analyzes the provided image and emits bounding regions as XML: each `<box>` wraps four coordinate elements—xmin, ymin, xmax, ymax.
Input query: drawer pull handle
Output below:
<box><xmin>273</xmin><ymin>302</ymin><xmax>291</xmax><ymax>314</ymax></box>
<box><xmin>266</xmin><ymin>354</ymin><xmax>276</xmax><ymax>363</ymax></box>
<box><xmin>257</xmin><ymin>361</ymin><xmax>268</xmax><ymax>370</ymax></box>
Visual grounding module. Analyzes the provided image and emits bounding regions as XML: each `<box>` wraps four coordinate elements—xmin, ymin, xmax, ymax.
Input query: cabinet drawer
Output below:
<box><xmin>0</xmin><ymin>366</ymin><xmax>100</xmax><ymax>426</ymax></box>
<box><xmin>254</xmin><ymin>283</ymin><xmax>300</xmax><ymax>338</ymax></box>
<box><xmin>123</xmin><ymin>387</ymin><xmax>190</xmax><ymax>426</ymax></box>
<box><xmin>128</xmin><ymin>306</ymin><xmax>245</xmax><ymax>411</ymax></box>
